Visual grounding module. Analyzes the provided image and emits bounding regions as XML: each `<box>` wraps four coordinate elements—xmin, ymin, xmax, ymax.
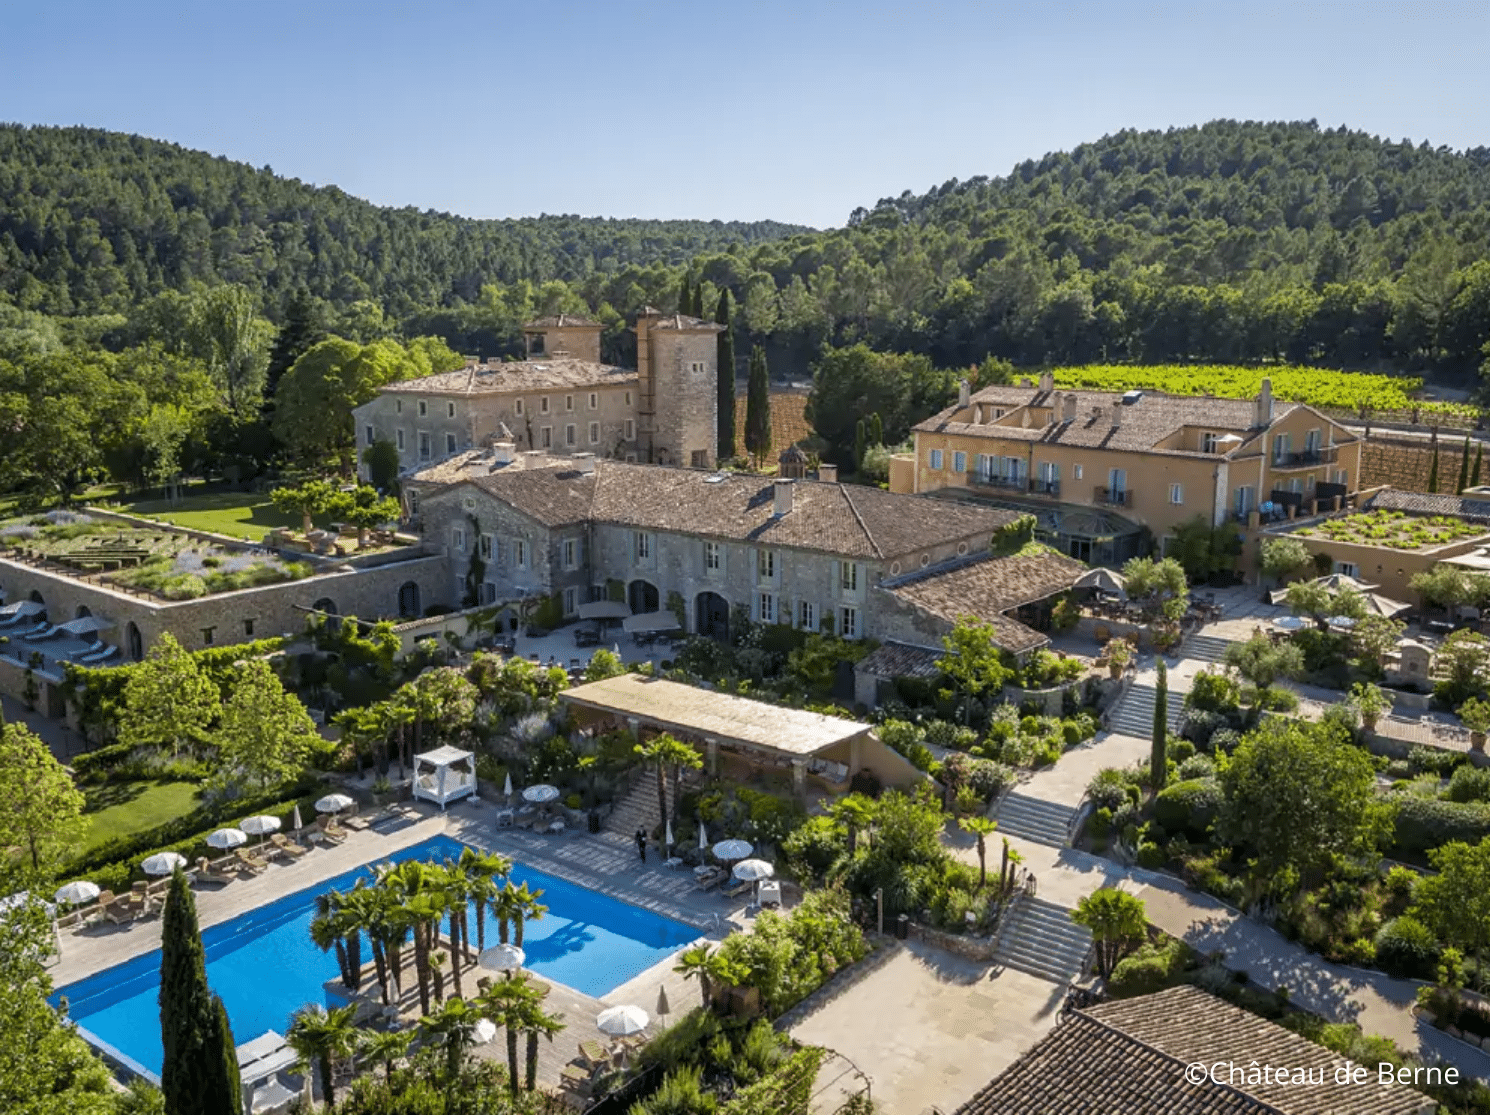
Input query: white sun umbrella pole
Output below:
<box><xmin>698</xmin><ymin>821</ymin><xmax>707</xmax><ymax>850</ymax></box>
<box><xmin>503</xmin><ymin>771</ymin><xmax>513</xmax><ymax>804</ymax></box>
<box><xmin>664</xmin><ymin>819</ymin><xmax>674</xmax><ymax>856</ymax></box>
<box><xmin>292</xmin><ymin>804</ymin><xmax>304</xmax><ymax>833</ymax></box>
<box><xmin>142</xmin><ymin>852</ymin><xmax>187</xmax><ymax>876</ymax></box>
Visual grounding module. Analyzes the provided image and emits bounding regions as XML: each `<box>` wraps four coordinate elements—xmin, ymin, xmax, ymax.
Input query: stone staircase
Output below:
<box><xmin>604</xmin><ymin>774</ymin><xmax>671</xmax><ymax>837</ymax></box>
<box><xmin>1185</xmin><ymin>633</ymin><xmax>1236</xmax><ymax>665</ymax></box>
<box><xmin>992</xmin><ymin>791</ymin><xmax>1075</xmax><ymax>848</ymax></box>
<box><xmin>993</xmin><ymin>895</ymin><xmax>1094</xmax><ymax>984</ymax></box>
<box><xmin>1106</xmin><ymin>682</ymin><xmax>1185</xmax><ymax>739</ymax></box>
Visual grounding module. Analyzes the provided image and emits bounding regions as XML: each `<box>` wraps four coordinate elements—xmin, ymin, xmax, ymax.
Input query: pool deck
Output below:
<box><xmin>51</xmin><ymin>795</ymin><xmax>748</xmax><ymax>1095</ymax></box>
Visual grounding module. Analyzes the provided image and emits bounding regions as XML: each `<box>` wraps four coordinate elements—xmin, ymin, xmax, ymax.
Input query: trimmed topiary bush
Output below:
<box><xmin>1446</xmin><ymin>764</ymin><xmax>1490</xmax><ymax>804</ymax></box>
<box><xmin>1389</xmin><ymin>794</ymin><xmax>1490</xmax><ymax>857</ymax></box>
<box><xmin>1374</xmin><ymin>915</ymin><xmax>1440</xmax><ymax>980</ymax></box>
<box><xmin>1153</xmin><ymin>778</ymin><xmax>1222</xmax><ymax>841</ymax></box>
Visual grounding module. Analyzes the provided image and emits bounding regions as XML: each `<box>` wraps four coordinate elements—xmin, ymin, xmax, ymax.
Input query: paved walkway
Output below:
<box><xmin>956</xmin><ymin>620</ymin><xmax>1490</xmax><ymax>1080</ymax></box>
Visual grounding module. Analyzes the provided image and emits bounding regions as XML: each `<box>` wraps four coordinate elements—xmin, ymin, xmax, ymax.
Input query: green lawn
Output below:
<box><xmin>115</xmin><ymin>486</ymin><xmax>299</xmax><ymax>541</ymax></box>
<box><xmin>81</xmin><ymin>780</ymin><xmax>201</xmax><ymax>854</ymax></box>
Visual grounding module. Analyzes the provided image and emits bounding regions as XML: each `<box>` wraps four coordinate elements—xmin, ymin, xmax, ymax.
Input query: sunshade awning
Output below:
<box><xmin>577</xmin><ymin>600</ymin><xmax>632</xmax><ymax>620</ymax></box>
<box><xmin>58</xmin><ymin>616</ymin><xmax>114</xmax><ymax>636</ymax></box>
<box><xmin>0</xmin><ymin>600</ymin><xmax>45</xmax><ymax>619</ymax></box>
<box><xmin>622</xmin><ymin>610</ymin><xmax>682</xmax><ymax>633</ymax></box>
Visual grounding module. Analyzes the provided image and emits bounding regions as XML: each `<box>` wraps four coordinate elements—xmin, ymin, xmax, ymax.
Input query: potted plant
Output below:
<box><xmin>1106</xmin><ymin>639</ymin><xmax>1133</xmax><ymax>679</ymax></box>
<box><xmin>371</xmin><ymin>774</ymin><xmax>393</xmax><ymax>806</ymax></box>
<box><xmin>1348</xmin><ymin>682</ymin><xmax>1392</xmax><ymax>733</ymax></box>
<box><xmin>1458</xmin><ymin>697</ymin><xmax>1490</xmax><ymax>752</ymax></box>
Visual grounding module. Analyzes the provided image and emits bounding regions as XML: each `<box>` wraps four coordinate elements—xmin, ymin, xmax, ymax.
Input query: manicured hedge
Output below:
<box><xmin>1387</xmin><ymin>794</ymin><xmax>1490</xmax><ymax>858</ymax></box>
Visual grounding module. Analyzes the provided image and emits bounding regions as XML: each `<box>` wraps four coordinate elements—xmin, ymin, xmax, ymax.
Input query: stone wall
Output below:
<box><xmin>646</xmin><ymin>330</ymin><xmax>717</xmax><ymax>468</ymax></box>
<box><xmin>908</xmin><ymin>920</ymin><xmax>999</xmax><ymax>961</ymax></box>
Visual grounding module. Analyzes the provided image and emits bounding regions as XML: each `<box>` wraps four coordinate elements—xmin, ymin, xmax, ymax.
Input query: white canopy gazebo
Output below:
<box><xmin>412</xmin><ymin>745</ymin><xmax>478</xmax><ymax>809</ymax></box>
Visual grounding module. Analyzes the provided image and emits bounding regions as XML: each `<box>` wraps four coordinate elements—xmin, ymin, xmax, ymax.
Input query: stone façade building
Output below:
<box><xmin>411</xmin><ymin>453</ymin><xmax>1080</xmax><ymax>657</ymax></box>
<box><xmin>354</xmin><ymin>310</ymin><xmax>722</xmax><ymax>481</ymax></box>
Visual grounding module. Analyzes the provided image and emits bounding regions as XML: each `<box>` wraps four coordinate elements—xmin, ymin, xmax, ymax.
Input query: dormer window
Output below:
<box><xmin>1202</xmin><ymin>432</ymin><xmax>1218</xmax><ymax>453</ymax></box>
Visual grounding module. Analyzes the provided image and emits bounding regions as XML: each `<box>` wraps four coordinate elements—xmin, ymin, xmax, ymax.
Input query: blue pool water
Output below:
<box><xmin>55</xmin><ymin>835</ymin><xmax>698</xmax><ymax>1076</ymax></box>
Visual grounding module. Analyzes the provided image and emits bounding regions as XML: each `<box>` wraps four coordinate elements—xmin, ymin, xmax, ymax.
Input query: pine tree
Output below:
<box><xmin>263</xmin><ymin>288</ymin><xmax>325</xmax><ymax>415</ymax></box>
<box><xmin>677</xmin><ymin>276</ymin><xmax>691</xmax><ymax>315</ymax></box>
<box><xmin>714</xmin><ymin>290</ymin><xmax>736</xmax><ymax>462</ymax></box>
<box><xmin>160</xmin><ymin>871</ymin><xmax>239</xmax><ymax>1115</ymax></box>
<box><xmin>1473</xmin><ymin>443</ymin><xmax>1484</xmax><ymax>489</ymax></box>
<box><xmin>1458</xmin><ymin>437</ymin><xmax>1472</xmax><ymax>493</ymax></box>
<box><xmin>1151</xmin><ymin>660</ymin><xmax>1168</xmax><ymax>794</ymax></box>
<box><xmin>744</xmin><ymin>346</ymin><xmax>772</xmax><ymax>466</ymax></box>
<box><xmin>1428</xmin><ymin>444</ymin><xmax>1440</xmax><ymax>493</ymax></box>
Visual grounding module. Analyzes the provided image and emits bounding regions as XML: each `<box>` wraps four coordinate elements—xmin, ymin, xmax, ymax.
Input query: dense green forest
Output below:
<box><xmin>3</xmin><ymin>119</ymin><xmax>1490</xmax><ymax>497</ymax></box>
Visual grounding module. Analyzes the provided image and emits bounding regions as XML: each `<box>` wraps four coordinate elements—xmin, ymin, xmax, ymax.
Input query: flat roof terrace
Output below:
<box><xmin>561</xmin><ymin>674</ymin><xmax>873</xmax><ymax>758</ymax></box>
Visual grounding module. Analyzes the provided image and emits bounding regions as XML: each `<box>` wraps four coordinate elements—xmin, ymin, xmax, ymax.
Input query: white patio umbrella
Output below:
<box><xmin>54</xmin><ymin>880</ymin><xmax>99</xmax><ymax>905</ymax></box>
<box><xmin>698</xmin><ymin>821</ymin><xmax>707</xmax><ymax>850</ymax></box>
<box><xmin>522</xmin><ymin>784</ymin><xmax>560</xmax><ymax>804</ymax></box>
<box><xmin>479</xmin><ymin>944</ymin><xmax>526</xmax><ymax>973</ymax></box>
<box><xmin>240</xmin><ymin>815</ymin><xmax>281</xmax><ymax>841</ymax></box>
<box><xmin>502</xmin><ymin>771</ymin><xmax>513</xmax><ymax>801</ymax></box>
<box><xmin>664</xmin><ymin>818</ymin><xmax>674</xmax><ymax>851</ymax></box>
<box><xmin>1073</xmin><ymin>567</ymin><xmax>1127</xmax><ymax>598</ymax></box>
<box><xmin>207</xmin><ymin>828</ymin><xmax>248</xmax><ymax>850</ymax></box>
<box><xmin>712</xmin><ymin>839</ymin><xmax>753</xmax><ymax>862</ymax></box>
<box><xmin>315</xmin><ymin>793</ymin><xmax>355</xmax><ymax>814</ymax></box>
<box><xmin>142</xmin><ymin>852</ymin><xmax>187</xmax><ymax>876</ymax></box>
<box><xmin>473</xmin><ymin>1019</ymin><xmax>498</xmax><ymax>1045</ymax></box>
<box><xmin>731</xmin><ymin>859</ymin><xmax>774</xmax><ymax>882</ymax></box>
<box><xmin>596</xmin><ymin>1005</ymin><xmax>649</xmax><ymax>1037</ymax></box>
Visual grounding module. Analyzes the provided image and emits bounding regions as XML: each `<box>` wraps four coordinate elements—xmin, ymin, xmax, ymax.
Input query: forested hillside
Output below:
<box><xmin>0</xmin><ymin>125</ymin><xmax>808</xmax><ymax>317</ymax></box>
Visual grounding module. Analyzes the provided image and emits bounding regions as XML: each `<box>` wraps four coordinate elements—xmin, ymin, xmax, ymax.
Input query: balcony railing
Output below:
<box><xmin>970</xmin><ymin>474</ymin><xmax>1029</xmax><ymax>493</ymax></box>
<box><xmin>1028</xmin><ymin>479</ymin><xmax>1061</xmax><ymax>497</ymax></box>
<box><xmin>1094</xmin><ymin>486</ymin><xmax>1132</xmax><ymax>508</ymax></box>
<box><xmin>1271</xmin><ymin>446</ymin><xmax>1338</xmax><ymax>469</ymax></box>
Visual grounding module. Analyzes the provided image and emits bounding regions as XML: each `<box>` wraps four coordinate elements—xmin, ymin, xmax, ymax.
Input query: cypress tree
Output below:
<box><xmin>714</xmin><ymin>290</ymin><xmax>736</xmax><ymax>462</ymax></box>
<box><xmin>160</xmin><ymin>870</ymin><xmax>239</xmax><ymax>1115</ymax></box>
<box><xmin>677</xmin><ymin>276</ymin><xmax>691</xmax><ymax>315</ymax></box>
<box><xmin>1427</xmin><ymin>444</ymin><xmax>1440</xmax><ymax>493</ymax></box>
<box><xmin>869</xmin><ymin>412</ymin><xmax>883</xmax><ymax>448</ymax></box>
<box><xmin>1151</xmin><ymin>660</ymin><xmax>1168</xmax><ymax>794</ymax></box>
<box><xmin>1458</xmin><ymin>436</ymin><xmax>1472</xmax><ymax>493</ymax></box>
<box><xmin>854</xmin><ymin>418</ymin><xmax>866</xmax><ymax>468</ymax></box>
<box><xmin>744</xmin><ymin>346</ymin><xmax>772</xmax><ymax>466</ymax></box>
<box><xmin>1473</xmin><ymin>443</ymin><xmax>1484</xmax><ymax>489</ymax></box>
<box><xmin>690</xmin><ymin>282</ymin><xmax>704</xmax><ymax>318</ymax></box>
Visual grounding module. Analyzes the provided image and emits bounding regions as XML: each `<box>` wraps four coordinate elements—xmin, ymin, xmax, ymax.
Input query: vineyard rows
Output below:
<box><xmin>1049</xmin><ymin>365</ymin><xmax>1476</xmax><ymax>421</ymax></box>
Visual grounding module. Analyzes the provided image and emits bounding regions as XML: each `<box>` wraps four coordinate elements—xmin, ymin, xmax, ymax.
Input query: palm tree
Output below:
<box><xmin>490</xmin><ymin>882</ymin><xmax>523</xmax><ymax>946</ymax></box>
<box><xmin>376</xmin><ymin>699</ymin><xmax>416</xmax><ymax>778</ymax></box>
<box><xmin>364</xmin><ymin>890</ymin><xmax>409</xmax><ymax>1006</ymax></box>
<box><xmin>458</xmin><ymin>847</ymin><xmax>511</xmax><ymax>952</ymax></box>
<box><xmin>286</xmin><ymin>1003</ymin><xmax>358</xmax><ymax>1110</ymax></box>
<box><xmin>508</xmin><ymin>883</ymin><xmax>548</xmax><ymax>949</ymax></box>
<box><xmin>358</xmin><ymin>1028</ymin><xmax>411</xmax><ymax>1080</ymax></box>
<box><xmin>1070</xmin><ymin>887</ymin><xmax>1148</xmax><ymax>980</ymax></box>
<box><xmin>438</xmin><ymin>864</ymin><xmax>471</xmax><ymax>998</ymax></box>
<box><xmin>405</xmin><ymin>892</ymin><xmax>445</xmax><ymax>1014</ymax></box>
<box><xmin>480</xmin><ymin>975</ymin><xmax>542</xmax><ymax>1096</ymax></box>
<box><xmin>522</xmin><ymin>1004</ymin><xmax>566</xmax><ymax>1092</ymax></box>
<box><xmin>415</xmin><ymin>994</ymin><xmax>483</xmax><ymax>1080</ymax></box>
<box><xmin>829</xmin><ymin>793</ymin><xmax>877</xmax><ymax>853</ymax></box>
<box><xmin>959</xmin><ymin>816</ymin><xmax>998</xmax><ymax>889</ymax></box>
<box><xmin>635</xmin><ymin>732</ymin><xmax>702</xmax><ymax>830</ymax></box>
<box><xmin>674</xmin><ymin>944</ymin><xmax>715</xmax><ymax>1010</ymax></box>
<box><xmin>310</xmin><ymin>887</ymin><xmax>363</xmax><ymax>991</ymax></box>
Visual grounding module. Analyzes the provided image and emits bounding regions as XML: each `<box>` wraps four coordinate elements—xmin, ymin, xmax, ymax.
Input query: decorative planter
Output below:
<box><xmin>1472</xmin><ymin>731</ymin><xmax>1487</xmax><ymax>753</ymax></box>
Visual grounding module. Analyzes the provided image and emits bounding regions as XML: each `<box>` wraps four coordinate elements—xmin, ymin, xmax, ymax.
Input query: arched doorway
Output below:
<box><xmin>695</xmin><ymin>592</ymin><xmax>729</xmax><ymax>641</ymax></box>
<box><xmin>125</xmin><ymin>622</ymin><xmax>143</xmax><ymax>662</ymax></box>
<box><xmin>75</xmin><ymin>604</ymin><xmax>91</xmax><ymax>618</ymax></box>
<box><xmin>627</xmin><ymin>580</ymin><xmax>659</xmax><ymax>615</ymax></box>
<box><xmin>397</xmin><ymin>581</ymin><xmax>421</xmax><ymax>619</ymax></box>
<box><xmin>313</xmin><ymin>598</ymin><xmax>339</xmax><ymax>616</ymax></box>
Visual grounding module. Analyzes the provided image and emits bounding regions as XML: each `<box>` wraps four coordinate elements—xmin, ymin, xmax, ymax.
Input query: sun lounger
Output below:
<box><xmin>22</xmin><ymin>623</ymin><xmax>59</xmax><ymax>641</ymax></box>
<box><xmin>720</xmin><ymin>878</ymin><xmax>752</xmax><ymax>899</ymax></box>
<box><xmin>578</xmin><ymin>1041</ymin><xmax>610</xmax><ymax>1072</ymax></box>
<box><xmin>323</xmin><ymin>819</ymin><xmax>349</xmax><ymax>843</ymax></box>
<box><xmin>196</xmin><ymin>856</ymin><xmax>235</xmax><ymax>884</ymax></box>
<box><xmin>235</xmin><ymin>848</ymin><xmax>270</xmax><ymax>874</ymax></box>
<box><xmin>269</xmin><ymin>833</ymin><xmax>308</xmax><ymax>858</ymax></box>
<box><xmin>695</xmin><ymin>869</ymin><xmax>726</xmax><ymax>892</ymax></box>
<box><xmin>341</xmin><ymin>813</ymin><xmax>371</xmax><ymax>831</ymax></box>
<box><xmin>560</xmin><ymin>1064</ymin><xmax>595</xmax><ymax>1094</ymax></box>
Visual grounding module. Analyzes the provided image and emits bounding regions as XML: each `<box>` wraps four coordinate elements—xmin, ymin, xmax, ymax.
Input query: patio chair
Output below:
<box><xmin>103</xmin><ymin>894</ymin><xmax>140</xmax><ymax>925</ymax></box>
<box><xmin>270</xmin><ymin>834</ymin><xmax>308</xmax><ymax>858</ymax></box>
<box><xmin>235</xmin><ymin>848</ymin><xmax>270</xmax><ymax>875</ymax></box>
<box><xmin>195</xmin><ymin>856</ymin><xmax>236</xmax><ymax>885</ymax></box>
<box><xmin>695</xmin><ymin>868</ymin><xmax>726</xmax><ymax>892</ymax></box>
<box><xmin>578</xmin><ymin>1041</ymin><xmax>611</xmax><ymax>1072</ymax></box>
<box><xmin>560</xmin><ymin>1064</ymin><xmax>595</xmax><ymax>1096</ymax></box>
<box><xmin>316</xmin><ymin>817</ymin><xmax>348</xmax><ymax>844</ymax></box>
<box><xmin>22</xmin><ymin>623</ymin><xmax>59</xmax><ymax>641</ymax></box>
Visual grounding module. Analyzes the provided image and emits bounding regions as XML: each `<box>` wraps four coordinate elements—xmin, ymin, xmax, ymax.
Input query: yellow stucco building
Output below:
<box><xmin>892</xmin><ymin>374</ymin><xmax>1363</xmax><ymax>566</ymax></box>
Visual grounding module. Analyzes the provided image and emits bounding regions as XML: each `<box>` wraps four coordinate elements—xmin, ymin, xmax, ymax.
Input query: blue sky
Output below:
<box><xmin>3</xmin><ymin>0</ymin><xmax>1487</xmax><ymax>228</ymax></box>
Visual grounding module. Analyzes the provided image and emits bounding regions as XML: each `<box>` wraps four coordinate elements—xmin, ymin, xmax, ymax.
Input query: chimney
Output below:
<box><xmin>817</xmin><ymin>463</ymin><xmax>838</xmax><ymax>483</ymax></box>
<box><xmin>1039</xmin><ymin>371</ymin><xmax>1054</xmax><ymax>393</ymax></box>
<box><xmin>1063</xmin><ymin>393</ymin><xmax>1078</xmax><ymax>422</ymax></box>
<box><xmin>1111</xmin><ymin>400</ymin><xmax>1123</xmax><ymax>428</ymax></box>
<box><xmin>573</xmin><ymin>452</ymin><xmax>596</xmax><ymax>475</ymax></box>
<box><xmin>492</xmin><ymin>440</ymin><xmax>515</xmax><ymax>465</ymax></box>
<box><xmin>1256</xmin><ymin>377</ymin><xmax>1274</xmax><ymax>426</ymax></box>
<box><xmin>773</xmin><ymin>478</ymin><xmax>795</xmax><ymax>517</ymax></box>
<box><xmin>958</xmin><ymin>379</ymin><xmax>971</xmax><ymax>408</ymax></box>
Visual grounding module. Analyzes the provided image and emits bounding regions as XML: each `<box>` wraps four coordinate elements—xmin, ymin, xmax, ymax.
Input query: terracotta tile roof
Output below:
<box><xmin>887</xmin><ymin>550</ymin><xmax>1085</xmax><ymax>617</ymax></box>
<box><xmin>424</xmin><ymin>463</ymin><xmax>1019</xmax><ymax>561</ymax></box>
<box><xmin>381</xmin><ymin>360</ymin><xmax>637</xmax><ymax>395</ymax></box>
<box><xmin>855</xmin><ymin>641</ymin><xmax>944</xmax><ymax>680</ymax></box>
<box><xmin>1364</xmin><ymin>488</ymin><xmax>1490</xmax><ymax>522</ymax></box>
<box><xmin>915</xmin><ymin>386</ymin><xmax>1309</xmax><ymax>457</ymax></box>
<box><xmin>560</xmin><ymin>674</ymin><xmax>870</xmax><ymax>757</ymax></box>
<box><xmin>523</xmin><ymin>314</ymin><xmax>600</xmax><ymax>329</ymax></box>
<box><xmin>646</xmin><ymin>313</ymin><xmax>723</xmax><ymax>333</ymax></box>
<box><xmin>953</xmin><ymin>986</ymin><xmax>1432</xmax><ymax>1115</ymax></box>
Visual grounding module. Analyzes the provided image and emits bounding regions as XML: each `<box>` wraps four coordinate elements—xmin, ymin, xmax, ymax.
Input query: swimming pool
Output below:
<box><xmin>55</xmin><ymin>835</ymin><xmax>699</xmax><ymax>1077</ymax></box>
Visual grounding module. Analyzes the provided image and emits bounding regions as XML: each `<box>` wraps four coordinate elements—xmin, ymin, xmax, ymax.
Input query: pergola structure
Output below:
<box><xmin>560</xmin><ymin>674</ymin><xmax>922</xmax><ymax>797</ymax></box>
<box><xmin>411</xmin><ymin>745</ymin><xmax>478</xmax><ymax>809</ymax></box>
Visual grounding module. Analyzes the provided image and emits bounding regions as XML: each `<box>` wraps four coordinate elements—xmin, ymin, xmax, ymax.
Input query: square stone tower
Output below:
<box><xmin>523</xmin><ymin>314</ymin><xmax>603</xmax><ymax>364</ymax></box>
<box><xmin>635</xmin><ymin>310</ymin><xmax>723</xmax><ymax>468</ymax></box>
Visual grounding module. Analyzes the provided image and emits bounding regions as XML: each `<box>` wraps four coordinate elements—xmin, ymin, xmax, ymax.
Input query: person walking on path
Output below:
<box><xmin>634</xmin><ymin>828</ymin><xmax>648</xmax><ymax>862</ymax></box>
